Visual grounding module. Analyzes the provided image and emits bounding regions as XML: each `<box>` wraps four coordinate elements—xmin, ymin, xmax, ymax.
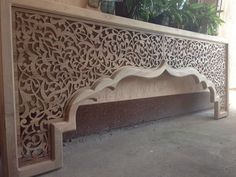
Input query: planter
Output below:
<box><xmin>100</xmin><ymin>0</ymin><xmax>116</xmax><ymax>14</ymax></box>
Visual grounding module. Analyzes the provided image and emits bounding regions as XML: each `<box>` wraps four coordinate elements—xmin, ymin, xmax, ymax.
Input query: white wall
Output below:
<box><xmin>219</xmin><ymin>0</ymin><xmax>236</xmax><ymax>88</ymax></box>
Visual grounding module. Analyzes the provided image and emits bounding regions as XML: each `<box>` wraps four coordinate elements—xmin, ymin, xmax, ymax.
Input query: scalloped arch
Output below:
<box><xmin>61</xmin><ymin>61</ymin><xmax>220</xmax><ymax>134</ymax></box>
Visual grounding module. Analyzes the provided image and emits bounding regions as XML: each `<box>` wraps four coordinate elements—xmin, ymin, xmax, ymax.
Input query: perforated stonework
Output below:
<box><xmin>13</xmin><ymin>8</ymin><xmax>227</xmax><ymax>165</ymax></box>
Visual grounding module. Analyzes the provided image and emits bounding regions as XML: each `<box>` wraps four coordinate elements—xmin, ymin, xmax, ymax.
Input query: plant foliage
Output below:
<box><xmin>116</xmin><ymin>0</ymin><xmax>224</xmax><ymax>35</ymax></box>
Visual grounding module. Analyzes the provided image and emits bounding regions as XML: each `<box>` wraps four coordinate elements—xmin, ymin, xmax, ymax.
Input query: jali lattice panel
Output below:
<box><xmin>12</xmin><ymin>6</ymin><xmax>228</xmax><ymax>174</ymax></box>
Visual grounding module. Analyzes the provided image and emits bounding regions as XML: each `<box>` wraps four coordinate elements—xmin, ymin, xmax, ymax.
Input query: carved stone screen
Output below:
<box><xmin>12</xmin><ymin>7</ymin><xmax>228</xmax><ymax>170</ymax></box>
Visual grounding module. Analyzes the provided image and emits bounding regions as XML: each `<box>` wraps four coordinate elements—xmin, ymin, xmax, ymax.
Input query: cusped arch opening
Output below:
<box><xmin>64</xmin><ymin>63</ymin><xmax>218</xmax><ymax>135</ymax></box>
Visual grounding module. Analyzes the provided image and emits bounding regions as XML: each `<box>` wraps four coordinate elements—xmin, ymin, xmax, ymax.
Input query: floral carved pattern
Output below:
<box><xmin>13</xmin><ymin>8</ymin><xmax>227</xmax><ymax>165</ymax></box>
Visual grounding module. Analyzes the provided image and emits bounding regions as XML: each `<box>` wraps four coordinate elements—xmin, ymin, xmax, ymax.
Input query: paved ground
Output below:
<box><xmin>40</xmin><ymin>92</ymin><xmax>236</xmax><ymax>177</ymax></box>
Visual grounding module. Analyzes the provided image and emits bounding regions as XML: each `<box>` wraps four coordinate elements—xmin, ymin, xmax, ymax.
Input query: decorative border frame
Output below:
<box><xmin>0</xmin><ymin>1</ymin><xmax>229</xmax><ymax>177</ymax></box>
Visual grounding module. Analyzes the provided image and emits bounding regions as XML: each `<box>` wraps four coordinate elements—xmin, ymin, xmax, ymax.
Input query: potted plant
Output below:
<box><xmin>115</xmin><ymin>0</ymin><xmax>154</xmax><ymax>21</ymax></box>
<box><xmin>191</xmin><ymin>3</ymin><xmax>224</xmax><ymax>35</ymax></box>
<box><xmin>114</xmin><ymin>0</ymin><xmax>224</xmax><ymax>35</ymax></box>
<box><xmin>149</xmin><ymin>0</ymin><xmax>188</xmax><ymax>28</ymax></box>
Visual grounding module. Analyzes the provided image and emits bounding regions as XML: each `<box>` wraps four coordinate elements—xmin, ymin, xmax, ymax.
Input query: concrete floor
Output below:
<box><xmin>40</xmin><ymin>92</ymin><xmax>236</xmax><ymax>177</ymax></box>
